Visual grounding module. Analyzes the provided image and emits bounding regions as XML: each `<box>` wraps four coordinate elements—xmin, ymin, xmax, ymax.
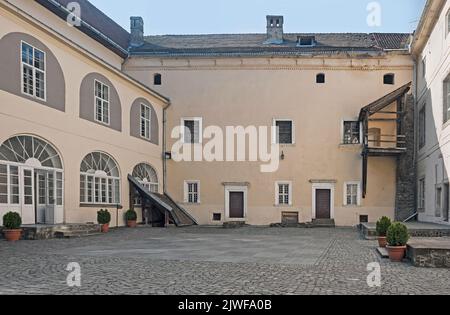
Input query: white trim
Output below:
<box><xmin>184</xmin><ymin>180</ymin><xmax>201</xmax><ymax>204</ymax></box>
<box><xmin>181</xmin><ymin>117</ymin><xmax>203</xmax><ymax>144</ymax></box>
<box><xmin>94</xmin><ymin>80</ymin><xmax>111</xmax><ymax>126</ymax></box>
<box><xmin>140</xmin><ymin>103</ymin><xmax>152</xmax><ymax>140</ymax></box>
<box><xmin>343</xmin><ymin>181</ymin><xmax>362</xmax><ymax>206</ymax></box>
<box><xmin>20</xmin><ymin>40</ymin><xmax>47</xmax><ymax>101</ymax></box>
<box><xmin>311</xmin><ymin>182</ymin><xmax>335</xmax><ymax>220</ymax></box>
<box><xmin>272</xmin><ymin>119</ymin><xmax>295</xmax><ymax>145</ymax></box>
<box><xmin>224</xmin><ymin>185</ymin><xmax>248</xmax><ymax>220</ymax></box>
<box><xmin>275</xmin><ymin>181</ymin><xmax>293</xmax><ymax>206</ymax></box>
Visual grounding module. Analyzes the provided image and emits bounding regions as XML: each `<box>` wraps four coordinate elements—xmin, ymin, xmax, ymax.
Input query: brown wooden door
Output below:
<box><xmin>229</xmin><ymin>192</ymin><xmax>244</xmax><ymax>219</ymax></box>
<box><xmin>316</xmin><ymin>189</ymin><xmax>331</xmax><ymax>219</ymax></box>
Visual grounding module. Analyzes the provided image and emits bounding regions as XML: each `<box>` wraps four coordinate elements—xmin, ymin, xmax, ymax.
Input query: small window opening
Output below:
<box><xmin>316</xmin><ymin>73</ymin><xmax>325</xmax><ymax>84</ymax></box>
<box><xmin>154</xmin><ymin>73</ymin><xmax>162</xmax><ymax>85</ymax></box>
<box><xmin>383</xmin><ymin>74</ymin><xmax>395</xmax><ymax>85</ymax></box>
<box><xmin>213</xmin><ymin>213</ymin><xmax>222</xmax><ymax>221</ymax></box>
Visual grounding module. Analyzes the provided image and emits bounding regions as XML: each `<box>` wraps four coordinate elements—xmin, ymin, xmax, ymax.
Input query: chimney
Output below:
<box><xmin>130</xmin><ymin>16</ymin><xmax>144</xmax><ymax>47</ymax></box>
<box><xmin>265</xmin><ymin>15</ymin><xmax>284</xmax><ymax>45</ymax></box>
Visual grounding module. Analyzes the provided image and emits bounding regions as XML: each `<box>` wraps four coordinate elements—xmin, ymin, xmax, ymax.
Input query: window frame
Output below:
<box><xmin>444</xmin><ymin>76</ymin><xmax>450</xmax><ymax>125</ymax></box>
<box><xmin>273</xmin><ymin>119</ymin><xmax>295</xmax><ymax>145</ymax></box>
<box><xmin>342</xmin><ymin>120</ymin><xmax>362</xmax><ymax>145</ymax></box>
<box><xmin>316</xmin><ymin>73</ymin><xmax>326</xmax><ymax>84</ymax></box>
<box><xmin>383</xmin><ymin>73</ymin><xmax>395</xmax><ymax>85</ymax></box>
<box><xmin>181</xmin><ymin>117</ymin><xmax>203</xmax><ymax>144</ymax></box>
<box><xmin>184</xmin><ymin>180</ymin><xmax>200</xmax><ymax>204</ymax></box>
<box><xmin>21</xmin><ymin>41</ymin><xmax>46</xmax><ymax>101</ymax></box>
<box><xmin>154</xmin><ymin>73</ymin><xmax>162</xmax><ymax>86</ymax></box>
<box><xmin>418</xmin><ymin>177</ymin><xmax>426</xmax><ymax>211</ymax></box>
<box><xmin>343</xmin><ymin>181</ymin><xmax>361</xmax><ymax>207</ymax></box>
<box><xmin>94</xmin><ymin>80</ymin><xmax>111</xmax><ymax>126</ymax></box>
<box><xmin>419</xmin><ymin>104</ymin><xmax>426</xmax><ymax>149</ymax></box>
<box><xmin>140</xmin><ymin>103</ymin><xmax>152</xmax><ymax>140</ymax></box>
<box><xmin>275</xmin><ymin>181</ymin><xmax>293</xmax><ymax>206</ymax></box>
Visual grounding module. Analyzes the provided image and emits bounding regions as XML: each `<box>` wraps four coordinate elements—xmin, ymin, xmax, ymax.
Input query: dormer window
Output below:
<box><xmin>297</xmin><ymin>36</ymin><xmax>316</xmax><ymax>47</ymax></box>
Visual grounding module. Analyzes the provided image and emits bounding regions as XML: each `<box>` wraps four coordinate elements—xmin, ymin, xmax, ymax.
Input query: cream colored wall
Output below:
<box><xmin>125</xmin><ymin>54</ymin><xmax>412</xmax><ymax>226</ymax></box>
<box><xmin>416</xmin><ymin>1</ymin><xmax>450</xmax><ymax>225</ymax></box>
<box><xmin>0</xmin><ymin>5</ymin><xmax>166</xmax><ymax>226</ymax></box>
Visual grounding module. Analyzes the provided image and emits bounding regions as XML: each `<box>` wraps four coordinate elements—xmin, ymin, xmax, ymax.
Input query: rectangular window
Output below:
<box><xmin>23</xmin><ymin>169</ymin><xmax>33</xmax><ymax>205</ymax></box>
<box><xmin>56</xmin><ymin>172</ymin><xmax>63</xmax><ymax>206</ymax></box>
<box><xmin>21</xmin><ymin>42</ymin><xmax>46</xmax><ymax>100</ymax></box>
<box><xmin>276</xmin><ymin>182</ymin><xmax>292</xmax><ymax>206</ymax></box>
<box><xmin>436</xmin><ymin>186</ymin><xmax>442</xmax><ymax>217</ymax></box>
<box><xmin>182</xmin><ymin>118</ymin><xmax>202</xmax><ymax>144</ymax></box>
<box><xmin>0</xmin><ymin>164</ymin><xmax>7</xmax><ymax>204</ymax></box>
<box><xmin>47</xmin><ymin>172</ymin><xmax>54</xmax><ymax>205</ymax></box>
<box><xmin>343</xmin><ymin>121</ymin><xmax>360</xmax><ymax>144</ymax></box>
<box><xmin>419</xmin><ymin>105</ymin><xmax>426</xmax><ymax>149</ymax></box>
<box><xmin>275</xmin><ymin>120</ymin><xmax>294</xmax><ymax>144</ymax></box>
<box><xmin>418</xmin><ymin>178</ymin><xmax>426</xmax><ymax>210</ymax></box>
<box><xmin>9</xmin><ymin>166</ymin><xmax>19</xmax><ymax>205</ymax></box>
<box><xmin>345</xmin><ymin>182</ymin><xmax>360</xmax><ymax>206</ymax></box>
<box><xmin>185</xmin><ymin>181</ymin><xmax>200</xmax><ymax>204</ymax></box>
<box><xmin>94</xmin><ymin>80</ymin><xmax>110</xmax><ymax>125</ymax></box>
<box><xmin>140</xmin><ymin>104</ymin><xmax>151</xmax><ymax>140</ymax></box>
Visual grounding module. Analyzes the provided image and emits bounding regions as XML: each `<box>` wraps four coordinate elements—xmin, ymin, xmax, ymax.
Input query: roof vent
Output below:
<box><xmin>264</xmin><ymin>15</ymin><xmax>284</xmax><ymax>45</ymax></box>
<box><xmin>297</xmin><ymin>36</ymin><xmax>316</xmax><ymax>47</ymax></box>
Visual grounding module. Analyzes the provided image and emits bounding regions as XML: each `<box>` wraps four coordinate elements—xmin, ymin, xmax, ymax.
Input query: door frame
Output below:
<box><xmin>225</xmin><ymin>185</ymin><xmax>248</xmax><ymax>221</ymax></box>
<box><xmin>312</xmin><ymin>183</ymin><xmax>335</xmax><ymax>220</ymax></box>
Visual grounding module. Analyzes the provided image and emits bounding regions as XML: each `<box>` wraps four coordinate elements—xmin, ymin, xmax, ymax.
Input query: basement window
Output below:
<box><xmin>213</xmin><ymin>213</ymin><xmax>222</xmax><ymax>221</ymax></box>
<box><xmin>154</xmin><ymin>73</ymin><xmax>162</xmax><ymax>85</ymax></box>
<box><xmin>383</xmin><ymin>74</ymin><xmax>395</xmax><ymax>85</ymax></box>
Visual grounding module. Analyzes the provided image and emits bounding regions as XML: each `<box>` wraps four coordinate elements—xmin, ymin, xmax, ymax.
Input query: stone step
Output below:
<box><xmin>223</xmin><ymin>221</ymin><xmax>246</xmax><ymax>229</ymax></box>
<box><xmin>54</xmin><ymin>229</ymin><xmax>102</xmax><ymax>239</ymax></box>
<box><xmin>312</xmin><ymin>219</ymin><xmax>336</xmax><ymax>228</ymax></box>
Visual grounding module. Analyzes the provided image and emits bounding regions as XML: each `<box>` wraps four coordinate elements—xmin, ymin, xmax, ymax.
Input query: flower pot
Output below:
<box><xmin>127</xmin><ymin>220</ymin><xmax>137</xmax><ymax>228</ymax></box>
<box><xmin>378</xmin><ymin>236</ymin><xmax>387</xmax><ymax>248</ymax></box>
<box><xmin>4</xmin><ymin>229</ymin><xmax>22</xmax><ymax>242</ymax></box>
<box><xmin>101</xmin><ymin>223</ymin><xmax>110</xmax><ymax>233</ymax></box>
<box><xmin>387</xmin><ymin>246</ymin><xmax>407</xmax><ymax>262</ymax></box>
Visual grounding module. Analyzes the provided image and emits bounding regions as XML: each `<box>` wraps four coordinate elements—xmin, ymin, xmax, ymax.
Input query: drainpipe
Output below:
<box><xmin>162</xmin><ymin>101</ymin><xmax>172</xmax><ymax>195</ymax></box>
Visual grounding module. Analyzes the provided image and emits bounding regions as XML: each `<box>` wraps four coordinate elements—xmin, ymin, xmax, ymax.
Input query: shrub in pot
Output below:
<box><xmin>125</xmin><ymin>209</ymin><xmax>137</xmax><ymax>228</ymax></box>
<box><xmin>97</xmin><ymin>209</ymin><xmax>111</xmax><ymax>233</ymax></box>
<box><xmin>386</xmin><ymin>222</ymin><xmax>410</xmax><ymax>262</ymax></box>
<box><xmin>375</xmin><ymin>216</ymin><xmax>392</xmax><ymax>248</ymax></box>
<box><xmin>3</xmin><ymin>212</ymin><xmax>22</xmax><ymax>242</ymax></box>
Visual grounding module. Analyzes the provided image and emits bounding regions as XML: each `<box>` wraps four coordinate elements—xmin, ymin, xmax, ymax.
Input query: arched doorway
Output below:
<box><xmin>0</xmin><ymin>135</ymin><xmax>64</xmax><ymax>225</ymax></box>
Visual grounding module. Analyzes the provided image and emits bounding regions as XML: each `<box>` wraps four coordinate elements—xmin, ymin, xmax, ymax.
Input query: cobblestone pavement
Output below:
<box><xmin>0</xmin><ymin>227</ymin><xmax>449</xmax><ymax>295</ymax></box>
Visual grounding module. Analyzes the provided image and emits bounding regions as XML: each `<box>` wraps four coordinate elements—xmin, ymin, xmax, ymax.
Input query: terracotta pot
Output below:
<box><xmin>127</xmin><ymin>220</ymin><xmax>137</xmax><ymax>228</ymax></box>
<box><xmin>387</xmin><ymin>246</ymin><xmax>407</xmax><ymax>262</ymax></box>
<box><xmin>4</xmin><ymin>229</ymin><xmax>22</xmax><ymax>242</ymax></box>
<box><xmin>378</xmin><ymin>236</ymin><xmax>387</xmax><ymax>248</ymax></box>
<box><xmin>101</xmin><ymin>224</ymin><xmax>110</xmax><ymax>233</ymax></box>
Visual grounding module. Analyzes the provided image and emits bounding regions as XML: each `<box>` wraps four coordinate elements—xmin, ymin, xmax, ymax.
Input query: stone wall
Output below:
<box><xmin>395</xmin><ymin>94</ymin><xmax>417</xmax><ymax>221</ymax></box>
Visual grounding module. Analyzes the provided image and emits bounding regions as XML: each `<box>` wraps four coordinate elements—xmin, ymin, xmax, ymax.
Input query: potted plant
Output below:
<box><xmin>376</xmin><ymin>216</ymin><xmax>392</xmax><ymax>248</ymax></box>
<box><xmin>97</xmin><ymin>209</ymin><xmax>111</xmax><ymax>233</ymax></box>
<box><xmin>125</xmin><ymin>209</ymin><xmax>137</xmax><ymax>228</ymax></box>
<box><xmin>2</xmin><ymin>212</ymin><xmax>22</xmax><ymax>242</ymax></box>
<box><xmin>386</xmin><ymin>222</ymin><xmax>410</xmax><ymax>262</ymax></box>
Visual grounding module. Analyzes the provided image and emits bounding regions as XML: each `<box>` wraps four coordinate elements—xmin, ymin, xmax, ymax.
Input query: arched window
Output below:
<box><xmin>80</xmin><ymin>152</ymin><xmax>120</xmax><ymax>204</ymax></box>
<box><xmin>133</xmin><ymin>163</ymin><xmax>159</xmax><ymax>205</ymax></box>
<box><xmin>316</xmin><ymin>73</ymin><xmax>325</xmax><ymax>84</ymax></box>
<box><xmin>383</xmin><ymin>74</ymin><xmax>395</xmax><ymax>85</ymax></box>
<box><xmin>154</xmin><ymin>73</ymin><xmax>162</xmax><ymax>85</ymax></box>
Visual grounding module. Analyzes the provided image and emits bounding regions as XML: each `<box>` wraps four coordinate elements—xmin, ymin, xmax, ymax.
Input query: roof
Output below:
<box><xmin>130</xmin><ymin>33</ymin><xmax>411</xmax><ymax>57</ymax></box>
<box><xmin>359</xmin><ymin>82</ymin><xmax>412</xmax><ymax>121</ymax></box>
<box><xmin>35</xmin><ymin>0</ymin><xmax>130</xmax><ymax>57</ymax></box>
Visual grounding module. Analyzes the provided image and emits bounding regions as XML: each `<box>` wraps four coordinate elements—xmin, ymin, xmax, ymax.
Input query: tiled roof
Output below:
<box><xmin>131</xmin><ymin>33</ymin><xmax>411</xmax><ymax>57</ymax></box>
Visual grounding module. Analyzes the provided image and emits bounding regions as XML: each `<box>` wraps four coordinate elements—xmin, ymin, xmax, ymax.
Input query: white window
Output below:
<box><xmin>273</xmin><ymin>119</ymin><xmax>294</xmax><ymax>144</ymax></box>
<box><xmin>418</xmin><ymin>178</ymin><xmax>426</xmax><ymax>210</ymax></box>
<box><xmin>140</xmin><ymin>104</ymin><xmax>151</xmax><ymax>140</ymax></box>
<box><xmin>182</xmin><ymin>118</ymin><xmax>202</xmax><ymax>144</ymax></box>
<box><xmin>133</xmin><ymin>163</ymin><xmax>159</xmax><ymax>205</ymax></box>
<box><xmin>343</xmin><ymin>121</ymin><xmax>361</xmax><ymax>144</ymax></box>
<box><xmin>21</xmin><ymin>42</ymin><xmax>46</xmax><ymax>100</ymax></box>
<box><xmin>94</xmin><ymin>80</ymin><xmax>110</xmax><ymax>125</ymax></box>
<box><xmin>276</xmin><ymin>181</ymin><xmax>292</xmax><ymax>206</ymax></box>
<box><xmin>344</xmin><ymin>182</ymin><xmax>361</xmax><ymax>206</ymax></box>
<box><xmin>184</xmin><ymin>181</ymin><xmax>200</xmax><ymax>204</ymax></box>
<box><xmin>80</xmin><ymin>152</ymin><xmax>120</xmax><ymax>205</ymax></box>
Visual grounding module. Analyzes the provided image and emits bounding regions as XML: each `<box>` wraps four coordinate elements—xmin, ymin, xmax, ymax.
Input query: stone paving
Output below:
<box><xmin>0</xmin><ymin>226</ymin><xmax>449</xmax><ymax>295</ymax></box>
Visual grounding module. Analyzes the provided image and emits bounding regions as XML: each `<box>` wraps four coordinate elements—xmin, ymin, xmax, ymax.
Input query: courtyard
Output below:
<box><xmin>0</xmin><ymin>227</ymin><xmax>449</xmax><ymax>295</ymax></box>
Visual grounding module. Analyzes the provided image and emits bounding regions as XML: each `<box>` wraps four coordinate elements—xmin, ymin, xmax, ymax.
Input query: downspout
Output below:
<box><xmin>163</xmin><ymin>101</ymin><xmax>172</xmax><ymax>195</ymax></box>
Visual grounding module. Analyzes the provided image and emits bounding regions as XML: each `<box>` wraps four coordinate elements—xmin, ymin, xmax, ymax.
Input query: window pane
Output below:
<box><xmin>34</xmin><ymin>49</ymin><xmax>45</xmax><ymax>71</ymax></box>
<box><xmin>21</xmin><ymin>43</ymin><xmax>33</xmax><ymax>65</ymax></box>
<box><xmin>80</xmin><ymin>175</ymin><xmax>85</xmax><ymax>203</ymax></box>
<box><xmin>23</xmin><ymin>65</ymin><xmax>34</xmax><ymax>95</ymax></box>
<box><xmin>24</xmin><ymin>170</ymin><xmax>33</xmax><ymax>205</ymax></box>
<box><xmin>276</xmin><ymin>121</ymin><xmax>293</xmax><ymax>144</ymax></box>
<box><xmin>56</xmin><ymin>172</ymin><xmax>63</xmax><ymax>206</ymax></box>
<box><xmin>35</xmin><ymin>71</ymin><xmax>45</xmax><ymax>99</ymax></box>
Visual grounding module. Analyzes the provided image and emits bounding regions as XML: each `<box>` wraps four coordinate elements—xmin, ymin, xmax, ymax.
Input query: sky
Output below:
<box><xmin>89</xmin><ymin>0</ymin><xmax>427</xmax><ymax>35</ymax></box>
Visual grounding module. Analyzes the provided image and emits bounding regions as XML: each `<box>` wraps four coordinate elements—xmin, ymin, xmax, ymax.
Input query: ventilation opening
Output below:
<box><xmin>213</xmin><ymin>213</ymin><xmax>222</xmax><ymax>221</ymax></box>
<box><xmin>154</xmin><ymin>73</ymin><xmax>162</xmax><ymax>85</ymax></box>
<box><xmin>359</xmin><ymin>215</ymin><xmax>369</xmax><ymax>224</ymax></box>
<box><xmin>383</xmin><ymin>74</ymin><xmax>395</xmax><ymax>85</ymax></box>
<box><xmin>316</xmin><ymin>73</ymin><xmax>325</xmax><ymax>84</ymax></box>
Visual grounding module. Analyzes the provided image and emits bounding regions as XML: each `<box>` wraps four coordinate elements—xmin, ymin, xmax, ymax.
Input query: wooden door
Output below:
<box><xmin>316</xmin><ymin>189</ymin><xmax>331</xmax><ymax>219</ymax></box>
<box><xmin>229</xmin><ymin>192</ymin><xmax>244</xmax><ymax>219</ymax></box>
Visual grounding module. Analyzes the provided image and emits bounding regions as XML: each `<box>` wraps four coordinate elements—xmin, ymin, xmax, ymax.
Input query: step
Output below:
<box><xmin>54</xmin><ymin>229</ymin><xmax>102</xmax><ymax>239</ymax></box>
<box><xmin>312</xmin><ymin>219</ymin><xmax>336</xmax><ymax>228</ymax></box>
<box><xmin>223</xmin><ymin>221</ymin><xmax>246</xmax><ymax>229</ymax></box>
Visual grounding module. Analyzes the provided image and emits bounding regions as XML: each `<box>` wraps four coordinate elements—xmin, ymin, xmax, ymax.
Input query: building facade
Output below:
<box><xmin>0</xmin><ymin>0</ymin><xmax>169</xmax><ymax>226</ymax></box>
<box><xmin>412</xmin><ymin>0</ymin><xmax>450</xmax><ymax>226</ymax></box>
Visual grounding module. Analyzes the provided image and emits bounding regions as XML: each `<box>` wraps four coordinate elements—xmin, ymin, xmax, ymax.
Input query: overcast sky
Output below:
<box><xmin>89</xmin><ymin>0</ymin><xmax>426</xmax><ymax>35</ymax></box>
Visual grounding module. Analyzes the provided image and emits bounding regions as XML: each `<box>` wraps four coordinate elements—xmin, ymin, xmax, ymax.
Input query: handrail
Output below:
<box><xmin>403</xmin><ymin>212</ymin><xmax>418</xmax><ymax>223</ymax></box>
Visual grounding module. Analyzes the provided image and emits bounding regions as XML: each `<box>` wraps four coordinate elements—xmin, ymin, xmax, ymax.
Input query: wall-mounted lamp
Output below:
<box><xmin>280</xmin><ymin>151</ymin><xmax>285</xmax><ymax>161</ymax></box>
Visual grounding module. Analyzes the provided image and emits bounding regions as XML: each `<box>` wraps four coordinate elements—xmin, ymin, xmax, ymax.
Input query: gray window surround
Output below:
<box><xmin>0</xmin><ymin>32</ymin><xmax>65</xmax><ymax>111</ymax></box>
<box><xmin>80</xmin><ymin>73</ymin><xmax>122</xmax><ymax>132</ymax></box>
<box><xmin>130</xmin><ymin>98</ymin><xmax>159</xmax><ymax>145</ymax></box>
